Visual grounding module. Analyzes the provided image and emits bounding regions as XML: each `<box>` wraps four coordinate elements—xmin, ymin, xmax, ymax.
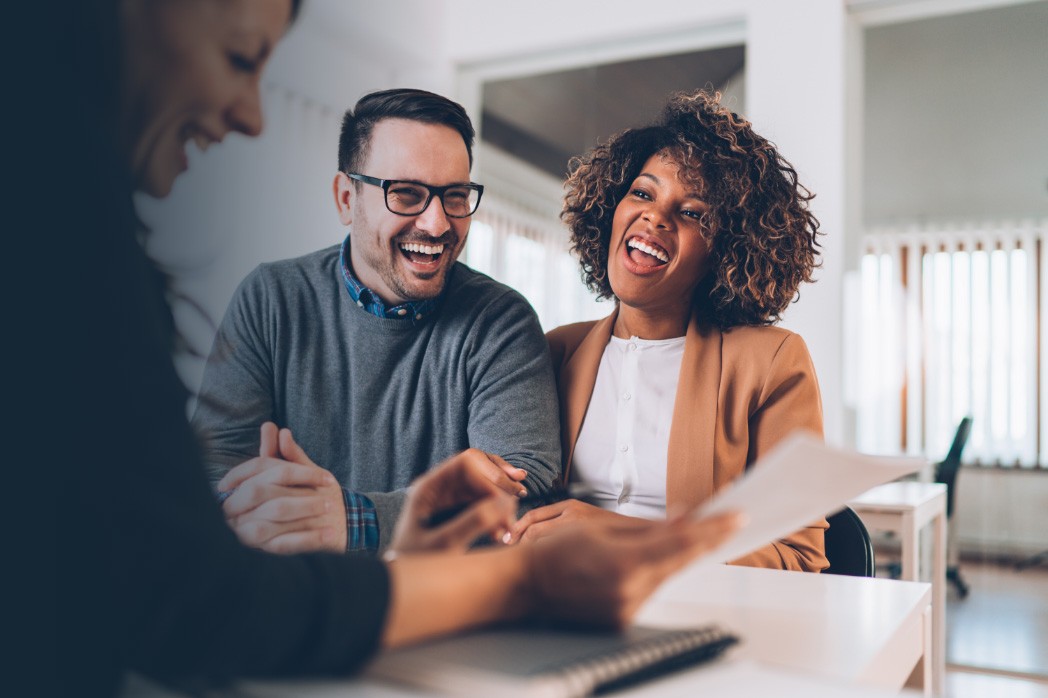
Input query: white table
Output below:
<box><xmin>850</xmin><ymin>481</ymin><xmax>947</xmax><ymax>696</ymax></box>
<box><xmin>638</xmin><ymin>563</ymin><xmax>932</xmax><ymax>692</ymax></box>
<box><xmin>223</xmin><ymin>565</ymin><xmax>932</xmax><ymax>697</ymax></box>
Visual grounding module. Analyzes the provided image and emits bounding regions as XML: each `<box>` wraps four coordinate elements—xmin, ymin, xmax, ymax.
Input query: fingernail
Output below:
<box><xmin>518</xmin><ymin>488</ymin><xmax>527</xmax><ymax>497</ymax></box>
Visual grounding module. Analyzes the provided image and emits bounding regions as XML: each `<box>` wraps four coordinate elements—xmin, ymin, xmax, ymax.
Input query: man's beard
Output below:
<box><xmin>354</xmin><ymin>207</ymin><xmax>462</xmax><ymax>302</ymax></box>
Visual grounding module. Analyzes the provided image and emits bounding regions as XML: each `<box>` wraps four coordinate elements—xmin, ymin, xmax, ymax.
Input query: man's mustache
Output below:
<box><xmin>395</xmin><ymin>232</ymin><xmax>459</xmax><ymax>248</ymax></box>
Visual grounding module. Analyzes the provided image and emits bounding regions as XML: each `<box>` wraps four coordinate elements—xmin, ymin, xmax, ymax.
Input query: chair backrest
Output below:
<box><xmin>934</xmin><ymin>416</ymin><xmax>973</xmax><ymax>517</ymax></box>
<box><xmin>823</xmin><ymin>506</ymin><xmax>876</xmax><ymax>577</ymax></box>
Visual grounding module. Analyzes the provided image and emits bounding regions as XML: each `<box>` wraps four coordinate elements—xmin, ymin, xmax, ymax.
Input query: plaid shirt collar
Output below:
<box><xmin>339</xmin><ymin>235</ymin><xmax>441</xmax><ymax>324</ymax></box>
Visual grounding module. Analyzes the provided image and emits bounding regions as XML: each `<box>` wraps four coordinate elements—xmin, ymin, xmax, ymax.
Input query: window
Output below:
<box><xmin>465</xmin><ymin>200</ymin><xmax>608</xmax><ymax>331</ymax></box>
<box><xmin>853</xmin><ymin>221</ymin><xmax>1046</xmax><ymax>469</ymax></box>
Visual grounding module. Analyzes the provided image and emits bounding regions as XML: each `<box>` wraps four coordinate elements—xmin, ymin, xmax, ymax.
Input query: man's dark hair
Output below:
<box><xmin>337</xmin><ymin>88</ymin><xmax>475</xmax><ymax>175</ymax></box>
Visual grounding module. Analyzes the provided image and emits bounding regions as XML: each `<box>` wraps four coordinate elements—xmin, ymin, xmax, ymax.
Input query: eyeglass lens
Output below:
<box><xmin>386</xmin><ymin>182</ymin><xmax>480</xmax><ymax>218</ymax></box>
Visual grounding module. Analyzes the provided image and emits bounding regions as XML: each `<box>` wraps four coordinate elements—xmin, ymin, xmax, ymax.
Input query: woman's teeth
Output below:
<box><xmin>628</xmin><ymin>238</ymin><xmax>669</xmax><ymax>263</ymax></box>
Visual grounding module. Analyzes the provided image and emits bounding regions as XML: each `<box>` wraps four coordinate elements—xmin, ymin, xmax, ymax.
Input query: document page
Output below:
<box><xmin>694</xmin><ymin>431</ymin><xmax>925</xmax><ymax>565</ymax></box>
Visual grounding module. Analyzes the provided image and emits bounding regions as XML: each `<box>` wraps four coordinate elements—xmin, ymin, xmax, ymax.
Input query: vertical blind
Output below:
<box><xmin>467</xmin><ymin>194</ymin><xmax>608</xmax><ymax>331</ymax></box>
<box><xmin>857</xmin><ymin>220</ymin><xmax>1046</xmax><ymax>469</ymax></box>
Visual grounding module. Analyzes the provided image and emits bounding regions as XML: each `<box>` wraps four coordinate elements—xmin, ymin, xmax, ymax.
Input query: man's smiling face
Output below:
<box><xmin>339</xmin><ymin>118</ymin><xmax>473</xmax><ymax>304</ymax></box>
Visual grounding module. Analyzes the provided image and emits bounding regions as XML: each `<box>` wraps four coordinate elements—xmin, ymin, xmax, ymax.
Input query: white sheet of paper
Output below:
<box><xmin>693</xmin><ymin>431</ymin><xmax>926</xmax><ymax>565</ymax></box>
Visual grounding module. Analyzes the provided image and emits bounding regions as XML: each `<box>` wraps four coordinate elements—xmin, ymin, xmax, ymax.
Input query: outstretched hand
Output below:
<box><xmin>379</xmin><ymin>506</ymin><xmax>744</xmax><ymax>648</ymax></box>
<box><xmin>523</xmin><ymin>511</ymin><xmax>744</xmax><ymax>628</ymax></box>
<box><xmin>389</xmin><ymin>449</ymin><xmax>519</xmax><ymax>554</ymax></box>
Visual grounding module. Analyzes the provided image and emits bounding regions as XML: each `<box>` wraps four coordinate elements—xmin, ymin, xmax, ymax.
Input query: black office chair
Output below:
<box><xmin>936</xmin><ymin>416</ymin><xmax>973</xmax><ymax>597</ymax></box>
<box><xmin>823</xmin><ymin>506</ymin><xmax>876</xmax><ymax>577</ymax></box>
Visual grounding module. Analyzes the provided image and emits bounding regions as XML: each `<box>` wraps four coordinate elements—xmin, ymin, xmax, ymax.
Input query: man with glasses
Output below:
<box><xmin>192</xmin><ymin>89</ymin><xmax>561</xmax><ymax>555</ymax></box>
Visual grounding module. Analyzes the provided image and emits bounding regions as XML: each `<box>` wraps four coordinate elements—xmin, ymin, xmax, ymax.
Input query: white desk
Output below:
<box><xmin>638</xmin><ymin>564</ymin><xmax>932</xmax><ymax>692</ymax></box>
<box><xmin>850</xmin><ymin>481</ymin><xmax>947</xmax><ymax>697</ymax></box>
<box><xmin>222</xmin><ymin>565</ymin><xmax>932</xmax><ymax>697</ymax></box>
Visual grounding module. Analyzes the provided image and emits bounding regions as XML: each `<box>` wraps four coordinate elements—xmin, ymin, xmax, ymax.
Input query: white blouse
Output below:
<box><xmin>572</xmin><ymin>335</ymin><xmax>685</xmax><ymax>520</ymax></box>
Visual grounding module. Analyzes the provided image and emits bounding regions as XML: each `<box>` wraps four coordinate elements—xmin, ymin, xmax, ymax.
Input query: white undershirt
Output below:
<box><xmin>572</xmin><ymin>335</ymin><xmax>685</xmax><ymax>520</ymax></box>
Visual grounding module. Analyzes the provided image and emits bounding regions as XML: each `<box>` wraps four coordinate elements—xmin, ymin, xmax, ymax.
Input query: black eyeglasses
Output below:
<box><xmin>347</xmin><ymin>173</ymin><xmax>484</xmax><ymax>219</ymax></box>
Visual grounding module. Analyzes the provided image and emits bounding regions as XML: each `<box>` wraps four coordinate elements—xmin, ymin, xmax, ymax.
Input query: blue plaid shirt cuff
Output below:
<box><xmin>343</xmin><ymin>489</ymin><xmax>379</xmax><ymax>553</ymax></box>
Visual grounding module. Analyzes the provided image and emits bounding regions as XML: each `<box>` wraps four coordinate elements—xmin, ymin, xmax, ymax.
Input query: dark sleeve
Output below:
<box><xmin>122</xmin><ymin>390</ymin><xmax>390</xmax><ymax>682</ymax></box>
<box><xmin>74</xmin><ymin>244</ymin><xmax>390</xmax><ymax>687</ymax></box>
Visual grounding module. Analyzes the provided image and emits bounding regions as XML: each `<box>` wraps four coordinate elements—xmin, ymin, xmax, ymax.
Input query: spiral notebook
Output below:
<box><xmin>365</xmin><ymin>623</ymin><xmax>738</xmax><ymax>697</ymax></box>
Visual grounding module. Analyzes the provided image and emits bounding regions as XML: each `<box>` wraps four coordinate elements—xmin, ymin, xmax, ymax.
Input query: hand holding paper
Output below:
<box><xmin>693</xmin><ymin>431</ymin><xmax>927</xmax><ymax>566</ymax></box>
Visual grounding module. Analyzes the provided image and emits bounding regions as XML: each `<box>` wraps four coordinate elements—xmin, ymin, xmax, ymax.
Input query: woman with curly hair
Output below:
<box><xmin>511</xmin><ymin>90</ymin><xmax>828</xmax><ymax>572</ymax></box>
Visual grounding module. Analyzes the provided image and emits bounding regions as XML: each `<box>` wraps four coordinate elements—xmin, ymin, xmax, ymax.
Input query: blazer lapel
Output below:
<box><xmin>560</xmin><ymin>309</ymin><xmax>617</xmax><ymax>482</ymax></box>
<box><xmin>666</xmin><ymin>311</ymin><xmax>722</xmax><ymax>512</ymax></box>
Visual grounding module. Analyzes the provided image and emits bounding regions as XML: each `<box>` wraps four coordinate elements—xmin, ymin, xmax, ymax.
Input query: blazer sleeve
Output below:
<box><xmin>729</xmin><ymin>333</ymin><xmax>830</xmax><ymax>572</ymax></box>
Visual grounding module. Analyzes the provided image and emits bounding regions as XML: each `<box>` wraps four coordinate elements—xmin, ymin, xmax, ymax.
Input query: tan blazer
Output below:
<box><xmin>546</xmin><ymin>307</ymin><xmax>829</xmax><ymax>572</ymax></box>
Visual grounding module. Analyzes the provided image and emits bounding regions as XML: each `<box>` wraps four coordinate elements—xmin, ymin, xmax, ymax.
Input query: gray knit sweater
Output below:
<box><xmin>191</xmin><ymin>244</ymin><xmax>561</xmax><ymax>548</ymax></box>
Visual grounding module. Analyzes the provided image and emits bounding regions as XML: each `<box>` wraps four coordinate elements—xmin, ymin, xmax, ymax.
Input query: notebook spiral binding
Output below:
<box><xmin>539</xmin><ymin>625</ymin><xmax>739</xmax><ymax>697</ymax></box>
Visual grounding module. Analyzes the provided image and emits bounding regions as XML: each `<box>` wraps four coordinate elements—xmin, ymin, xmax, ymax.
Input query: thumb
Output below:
<box><xmin>484</xmin><ymin>452</ymin><xmax>528</xmax><ymax>483</ymax></box>
<box><xmin>278</xmin><ymin>428</ymin><xmax>319</xmax><ymax>467</ymax></box>
<box><xmin>259</xmin><ymin>421</ymin><xmax>279</xmax><ymax>458</ymax></box>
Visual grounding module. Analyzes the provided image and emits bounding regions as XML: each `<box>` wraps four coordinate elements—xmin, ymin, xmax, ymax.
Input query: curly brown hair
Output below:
<box><xmin>562</xmin><ymin>90</ymin><xmax>821</xmax><ymax>329</ymax></box>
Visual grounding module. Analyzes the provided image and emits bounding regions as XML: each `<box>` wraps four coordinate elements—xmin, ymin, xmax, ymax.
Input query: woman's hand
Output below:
<box><xmin>388</xmin><ymin>449</ymin><xmax>519</xmax><ymax>555</ymax></box>
<box><xmin>381</xmin><ymin>509</ymin><xmax>744</xmax><ymax>648</ymax></box>
<box><xmin>509</xmin><ymin>499</ymin><xmax>647</xmax><ymax>544</ymax></box>
<box><xmin>522</xmin><ymin>511</ymin><xmax>743</xmax><ymax>628</ymax></box>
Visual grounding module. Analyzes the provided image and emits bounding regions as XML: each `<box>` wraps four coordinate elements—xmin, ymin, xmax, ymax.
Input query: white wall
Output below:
<box><xmin>745</xmin><ymin>0</ymin><xmax>853</xmax><ymax>446</ymax></box>
<box><xmin>863</xmin><ymin>1</ymin><xmax>1048</xmax><ymax>225</ymax></box>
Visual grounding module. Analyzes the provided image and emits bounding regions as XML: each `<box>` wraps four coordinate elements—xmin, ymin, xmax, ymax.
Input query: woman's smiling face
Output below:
<box><xmin>123</xmin><ymin>0</ymin><xmax>292</xmax><ymax>197</ymax></box>
<box><xmin>607</xmin><ymin>151</ymin><xmax>713</xmax><ymax>315</ymax></box>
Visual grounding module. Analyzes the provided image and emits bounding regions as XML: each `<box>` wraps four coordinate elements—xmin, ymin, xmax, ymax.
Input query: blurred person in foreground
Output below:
<box><xmin>37</xmin><ymin>1</ymin><xmax>741</xmax><ymax>696</ymax></box>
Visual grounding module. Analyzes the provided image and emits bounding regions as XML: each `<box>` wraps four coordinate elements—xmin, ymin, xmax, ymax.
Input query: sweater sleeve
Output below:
<box><xmin>729</xmin><ymin>333</ymin><xmax>829</xmax><ymax>573</ymax></box>
<box><xmin>190</xmin><ymin>267</ymin><xmax>383</xmax><ymax>554</ymax></box>
<box><xmin>463</xmin><ymin>289</ymin><xmax>562</xmax><ymax>497</ymax></box>
<box><xmin>191</xmin><ymin>266</ymin><xmax>277</xmax><ymax>485</ymax></box>
<box><xmin>361</xmin><ymin>288</ymin><xmax>564</xmax><ymax>552</ymax></box>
